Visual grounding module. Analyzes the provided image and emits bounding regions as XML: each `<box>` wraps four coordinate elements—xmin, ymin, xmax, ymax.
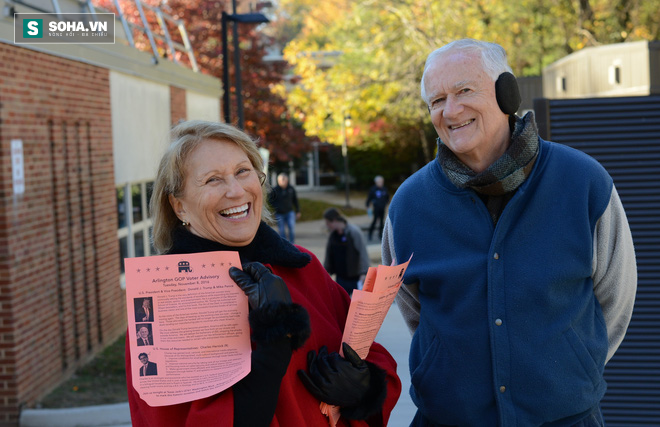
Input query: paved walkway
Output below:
<box><xmin>20</xmin><ymin>189</ymin><xmax>416</xmax><ymax>427</ymax></box>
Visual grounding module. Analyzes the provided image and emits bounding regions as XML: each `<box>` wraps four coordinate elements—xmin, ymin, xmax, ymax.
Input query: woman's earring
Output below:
<box><xmin>182</xmin><ymin>220</ymin><xmax>189</xmax><ymax>226</ymax></box>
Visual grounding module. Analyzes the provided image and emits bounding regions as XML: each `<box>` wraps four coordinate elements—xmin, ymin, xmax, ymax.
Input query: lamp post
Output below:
<box><xmin>341</xmin><ymin>113</ymin><xmax>352</xmax><ymax>208</ymax></box>
<box><xmin>221</xmin><ymin>3</ymin><xmax>269</xmax><ymax>129</ymax></box>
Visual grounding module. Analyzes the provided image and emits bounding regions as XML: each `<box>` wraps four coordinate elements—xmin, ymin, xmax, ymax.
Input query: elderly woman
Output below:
<box><xmin>126</xmin><ymin>121</ymin><xmax>401</xmax><ymax>427</ymax></box>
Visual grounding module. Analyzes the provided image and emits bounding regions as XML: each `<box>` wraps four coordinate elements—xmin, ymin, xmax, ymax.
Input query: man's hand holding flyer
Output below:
<box><xmin>321</xmin><ymin>255</ymin><xmax>412</xmax><ymax>426</ymax></box>
<box><xmin>125</xmin><ymin>251</ymin><xmax>251</xmax><ymax>407</ymax></box>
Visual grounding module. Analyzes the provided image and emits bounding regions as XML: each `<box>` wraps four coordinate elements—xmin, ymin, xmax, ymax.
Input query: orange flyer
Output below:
<box><xmin>125</xmin><ymin>251</ymin><xmax>251</xmax><ymax>407</ymax></box>
<box><xmin>321</xmin><ymin>255</ymin><xmax>412</xmax><ymax>425</ymax></box>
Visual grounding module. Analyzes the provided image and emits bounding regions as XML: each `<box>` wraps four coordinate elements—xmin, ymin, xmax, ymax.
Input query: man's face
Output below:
<box><xmin>277</xmin><ymin>175</ymin><xmax>288</xmax><ymax>188</ymax></box>
<box><xmin>325</xmin><ymin>219</ymin><xmax>335</xmax><ymax>232</ymax></box>
<box><xmin>139</xmin><ymin>327</ymin><xmax>149</xmax><ymax>338</ymax></box>
<box><xmin>424</xmin><ymin>51</ymin><xmax>510</xmax><ymax>171</ymax></box>
<box><xmin>139</xmin><ymin>355</ymin><xmax>148</xmax><ymax>365</ymax></box>
<box><xmin>143</xmin><ymin>299</ymin><xmax>151</xmax><ymax>309</ymax></box>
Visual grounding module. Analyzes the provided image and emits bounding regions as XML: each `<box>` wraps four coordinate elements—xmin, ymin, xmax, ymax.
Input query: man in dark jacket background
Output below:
<box><xmin>269</xmin><ymin>173</ymin><xmax>301</xmax><ymax>243</ymax></box>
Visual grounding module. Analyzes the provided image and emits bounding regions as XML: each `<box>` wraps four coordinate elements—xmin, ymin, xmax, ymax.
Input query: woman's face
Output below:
<box><xmin>169</xmin><ymin>139</ymin><xmax>263</xmax><ymax>247</ymax></box>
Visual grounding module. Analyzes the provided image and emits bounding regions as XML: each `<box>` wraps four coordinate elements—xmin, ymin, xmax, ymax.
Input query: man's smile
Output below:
<box><xmin>449</xmin><ymin>119</ymin><xmax>474</xmax><ymax>130</ymax></box>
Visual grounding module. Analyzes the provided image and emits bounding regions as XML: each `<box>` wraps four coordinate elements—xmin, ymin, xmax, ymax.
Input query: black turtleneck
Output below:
<box><xmin>168</xmin><ymin>222</ymin><xmax>310</xmax><ymax>269</ymax></box>
<box><xmin>167</xmin><ymin>222</ymin><xmax>310</xmax><ymax>426</ymax></box>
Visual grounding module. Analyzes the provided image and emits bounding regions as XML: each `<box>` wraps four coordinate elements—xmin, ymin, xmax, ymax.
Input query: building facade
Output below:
<box><xmin>0</xmin><ymin>0</ymin><xmax>221</xmax><ymax>423</ymax></box>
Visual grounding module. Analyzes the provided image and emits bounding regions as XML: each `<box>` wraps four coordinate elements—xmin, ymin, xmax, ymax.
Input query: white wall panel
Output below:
<box><xmin>111</xmin><ymin>71</ymin><xmax>170</xmax><ymax>185</ymax></box>
<box><xmin>186</xmin><ymin>91</ymin><xmax>221</xmax><ymax>122</ymax></box>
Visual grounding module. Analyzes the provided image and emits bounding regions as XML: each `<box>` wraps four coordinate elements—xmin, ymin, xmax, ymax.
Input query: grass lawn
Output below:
<box><xmin>38</xmin><ymin>332</ymin><xmax>128</xmax><ymax>408</ymax></box>
<box><xmin>39</xmin><ymin>197</ymin><xmax>365</xmax><ymax>408</ymax></box>
<box><xmin>297</xmin><ymin>197</ymin><xmax>366</xmax><ymax>221</ymax></box>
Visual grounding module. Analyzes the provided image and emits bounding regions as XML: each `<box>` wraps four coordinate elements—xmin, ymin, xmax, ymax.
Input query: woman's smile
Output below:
<box><xmin>219</xmin><ymin>203</ymin><xmax>250</xmax><ymax>219</ymax></box>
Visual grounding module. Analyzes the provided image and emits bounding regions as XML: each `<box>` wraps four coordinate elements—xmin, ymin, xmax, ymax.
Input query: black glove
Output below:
<box><xmin>229</xmin><ymin>262</ymin><xmax>291</xmax><ymax>310</ymax></box>
<box><xmin>297</xmin><ymin>343</ymin><xmax>371</xmax><ymax>407</ymax></box>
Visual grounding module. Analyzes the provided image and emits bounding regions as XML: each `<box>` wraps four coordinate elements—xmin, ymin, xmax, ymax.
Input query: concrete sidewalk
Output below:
<box><xmin>20</xmin><ymin>190</ymin><xmax>416</xmax><ymax>427</ymax></box>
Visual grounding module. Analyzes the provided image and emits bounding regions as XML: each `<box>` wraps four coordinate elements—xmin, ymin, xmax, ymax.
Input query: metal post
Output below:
<box><xmin>221</xmin><ymin>12</ymin><xmax>231</xmax><ymax>124</ymax></box>
<box><xmin>154</xmin><ymin>8</ymin><xmax>178</xmax><ymax>64</ymax></box>
<box><xmin>177</xmin><ymin>20</ymin><xmax>199</xmax><ymax>72</ymax></box>
<box><xmin>341</xmin><ymin>115</ymin><xmax>351</xmax><ymax>208</ymax></box>
<box><xmin>134</xmin><ymin>0</ymin><xmax>160</xmax><ymax>64</ymax></box>
<box><xmin>221</xmin><ymin>5</ymin><xmax>268</xmax><ymax>128</ymax></box>
<box><xmin>313</xmin><ymin>142</ymin><xmax>320</xmax><ymax>187</ymax></box>
<box><xmin>232</xmin><ymin>0</ymin><xmax>245</xmax><ymax>129</ymax></box>
<box><xmin>112</xmin><ymin>0</ymin><xmax>134</xmax><ymax>46</ymax></box>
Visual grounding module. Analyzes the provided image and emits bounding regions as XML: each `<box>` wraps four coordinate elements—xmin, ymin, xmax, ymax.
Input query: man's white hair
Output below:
<box><xmin>420</xmin><ymin>39</ymin><xmax>514</xmax><ymax>104</ymax></box>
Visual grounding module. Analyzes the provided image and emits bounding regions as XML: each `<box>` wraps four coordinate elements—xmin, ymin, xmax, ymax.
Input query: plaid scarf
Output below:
<box><xmin>438</xmin><ymin>112</ymin><xmax>539</xmax><ymax>222</ymax></box>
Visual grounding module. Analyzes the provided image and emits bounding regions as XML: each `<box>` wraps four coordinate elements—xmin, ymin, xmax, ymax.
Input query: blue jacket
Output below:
<box><xmin>388</xmin><ymin>139</ymin><xmax>613</xmax><ymax>426</ymax></box>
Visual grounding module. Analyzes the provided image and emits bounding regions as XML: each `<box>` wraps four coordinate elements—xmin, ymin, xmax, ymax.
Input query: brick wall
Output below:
<box><xmin>170</xmin><ymin>85</ymin><xmax>186</xmax><ymax>125</ymax></box>
<box><xmin>0</xmin><ymin>43</ymin><xmax>126</xmax><ymax>425</ymax></box>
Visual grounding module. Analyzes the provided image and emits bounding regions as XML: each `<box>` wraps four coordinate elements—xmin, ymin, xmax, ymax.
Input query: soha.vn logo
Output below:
<box><xmin>23</xmin><ymin>19</ymin><xmax>42</xmax><ymax>38</ymax></box>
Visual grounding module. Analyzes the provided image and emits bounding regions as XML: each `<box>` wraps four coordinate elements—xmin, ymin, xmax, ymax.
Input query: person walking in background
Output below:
<box><xmin>382</xmin><ymin>38</ymin><xmax>636</xmax><ymax>425</ymax></box>
<box><xmin>365</xmin><ymin>175</ymin><xmax>389</xmax><ymax>241</ymax></box>
<box><xmin>269</xmin><ymin>172</ymin><xmax>301</xmax><ymax>243</ymax></box>
<box><xmin>323</xmin><ymin>207</ymin><xmax>370</xmax><ymax>295</ymax></box>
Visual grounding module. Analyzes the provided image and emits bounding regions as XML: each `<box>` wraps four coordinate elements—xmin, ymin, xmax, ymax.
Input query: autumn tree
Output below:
<box><xmin>279</xmin><ymin>0</ymin><xmax>660</xmax><ymax>179</ymax></box>
<box><xmin>95</xmin><ymin>0</ymin><xmax>316</xmax><ymax>169</ymax></box>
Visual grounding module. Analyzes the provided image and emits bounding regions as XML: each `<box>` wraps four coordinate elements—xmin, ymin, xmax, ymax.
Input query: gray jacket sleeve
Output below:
<box><xmin>382</xmin><ymin>217</ymin><xmax>420</xmax><ymax>336</ymax></box>
<box><xmin>592</xmin><ymin>185</ymin><xmax>637</xmax><ymax>363</ymax></box>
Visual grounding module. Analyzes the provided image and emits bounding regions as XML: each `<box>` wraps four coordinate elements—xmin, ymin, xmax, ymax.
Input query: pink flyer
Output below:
<box><xmin>321</xmin><ymin>255</ymin><xmax>412</xmax><ymax>425</ymax></box>
<box><xmin>125</xmin><ymin>251</ymin><xmax>251</xmax><ymax>407</ymax></box>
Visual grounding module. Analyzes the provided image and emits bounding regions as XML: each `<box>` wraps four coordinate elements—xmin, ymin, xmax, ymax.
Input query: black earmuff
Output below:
<box><xmin>495</xmin><ymin>72</ymin><xmax>521</xmax><ymax>115</ymax></box>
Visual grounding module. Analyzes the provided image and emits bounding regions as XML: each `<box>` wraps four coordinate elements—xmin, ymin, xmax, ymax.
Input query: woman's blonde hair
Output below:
<box><xmin>150</xmin><ymin>120</ymin><xmax>272</xmax><ymax>253</ymax></box>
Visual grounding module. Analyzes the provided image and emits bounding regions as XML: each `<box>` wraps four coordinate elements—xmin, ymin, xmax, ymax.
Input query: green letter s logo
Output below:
<box><xmin>23</xmin><ymin>19</ymin><xmax>43</xmax><ymax>38</ymax></box>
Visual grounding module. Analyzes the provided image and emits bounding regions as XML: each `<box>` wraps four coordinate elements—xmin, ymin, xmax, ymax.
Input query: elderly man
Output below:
<box><xmin>382</xmin><ymin>39</ymin><xmax>637</xmax><ymax>426</ymax></box>
<box><xmin>136</xmin><ymin>325</ymin><xmax>153</xmax><ymax>346</ymax></box>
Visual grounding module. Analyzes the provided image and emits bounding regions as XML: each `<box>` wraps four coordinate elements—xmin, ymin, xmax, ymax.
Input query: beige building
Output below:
<box><xmin>543</xmin><ymin>40</ymin><xmax>660</xmax><ymax>99</ymax></box>
<box><xmin>0</xmin><ymin>0</ymin><xmax>221</xmax><ymax>423</ymax></box>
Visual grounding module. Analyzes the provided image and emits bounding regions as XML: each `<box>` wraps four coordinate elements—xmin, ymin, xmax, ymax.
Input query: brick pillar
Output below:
<box><xmin>0</xmin><ymin>42</ymin><xmax>126</xmax><ymax>425</ymax></box>
<box><xmin>170</xmin><ymin>85</ymin><xmax>187</xmax><ymax>125</ymax></box>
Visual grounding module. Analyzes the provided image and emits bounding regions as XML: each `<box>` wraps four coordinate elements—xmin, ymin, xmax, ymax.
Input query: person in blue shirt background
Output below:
<box><xmin>365</xmin><ymin>175</ymin><xmax>389</xmax><ymax>241</ymax></box>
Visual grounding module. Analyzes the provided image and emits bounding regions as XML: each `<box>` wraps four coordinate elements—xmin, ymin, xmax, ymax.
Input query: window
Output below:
<box><xmin>117</xmin><ymin>180</ymin><xmax>154</xmax><ymax>288</ymax></box>
<box><xmin>609</xmin><ymin>63</ymin><xmax>622</xmax><ymax>86</ymax></box>
<box><xmin>556</xmin><ymin>76</ymin><xmax>567</xmax><ymax>93</ymax></box>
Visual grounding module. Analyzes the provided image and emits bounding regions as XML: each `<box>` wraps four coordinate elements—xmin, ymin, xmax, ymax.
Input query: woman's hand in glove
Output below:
<box><xmin>229</xmin><ymin>262</ymin><xmax>291</xmax><ymax>310</ymax></box>
<box><xmin>297</xmin><ymin>343</ymin><xmax>370</xmax><ymax>407</ymax></box>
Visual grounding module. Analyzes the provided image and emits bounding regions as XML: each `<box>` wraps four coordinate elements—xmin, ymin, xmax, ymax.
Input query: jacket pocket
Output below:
<box><xmin>563</xmin><ymin>325</ymin><xmax>603</xmax><ymax>388</ymax></box>
<box><xmin>409</xmin><ymin>333</ymin><xmax>440</xmax><ymax>412</ymax></box>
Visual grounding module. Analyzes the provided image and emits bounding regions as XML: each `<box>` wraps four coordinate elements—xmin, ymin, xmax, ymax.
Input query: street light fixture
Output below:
<box><xmin>341</xmin><ymin>113</ymin><xmax>352</xmax><ymax>208</ymax></box>
<box><xmin>221</xmin><ymin>3</ymin><xmax>269</xmax><ymax>129</ymax></box>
